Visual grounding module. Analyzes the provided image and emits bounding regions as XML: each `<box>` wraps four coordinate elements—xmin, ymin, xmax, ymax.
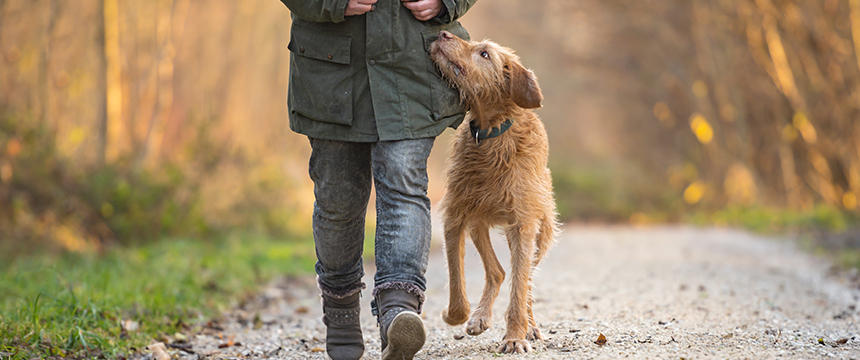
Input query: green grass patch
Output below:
<box><xmin>688</xmin><ymin>205</ymin><xmax>860</xmax><ymax>270</ymax></box>
<box><xmin>551</xmin><ymin>165</ymin><xmax>680</xmax><ymax>223</ymax></box>
<box><xmin>687</xmin><ymin>205</ymin><xmax>857</xmax><ymax>233</ymax></box>
<box><xmin>0</xmin><ymin>233</ymin><xmax>316</xmax><ymax>359</ymax></box>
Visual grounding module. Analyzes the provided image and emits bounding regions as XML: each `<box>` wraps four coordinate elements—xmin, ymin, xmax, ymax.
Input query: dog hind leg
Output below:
<box><xmin>497</xmin><ymin>222</ymin><xmax>537</xmax><ymax>354</ymax></box>
<box><xmin>526</xmin><ymin>215</ymin><xmax>556</xmax><ymax>341</ymax></box>
<box><xmin>465</xmin><ymin>223</ymin><xmax>505</xmax><ymax>336</ymax></box>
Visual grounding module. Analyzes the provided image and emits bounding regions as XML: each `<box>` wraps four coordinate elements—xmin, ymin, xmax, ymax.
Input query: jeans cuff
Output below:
<box><xmin>318</xmin><ymin>279</ymin><xmax>366</xmax><ymax>300</ymax></box>
<box><xmin>372</xmin><ymin>281</ymin><xmax>425</xmax><ymax>313</ymax></box>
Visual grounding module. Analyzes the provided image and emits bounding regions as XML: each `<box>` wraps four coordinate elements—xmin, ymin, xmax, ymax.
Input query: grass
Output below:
<box><xmin>687</xmin><ymin>205</ymin><xmax>860</xmax><ymax>270</ymax></box>
<box><xmin>686</xmin><ymin>204</ymin><xmax>856</xmax><ymax>233</ymax></box>
<box><xmin>0</xmin><ymin>232</ymin><xmax>317</xmax><ymax>359</ymax></box>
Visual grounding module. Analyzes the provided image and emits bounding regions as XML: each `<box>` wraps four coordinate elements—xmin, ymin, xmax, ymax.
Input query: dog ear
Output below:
<box><xmin>507</xmin><ymin>61</ymin><xmax>543</xmax><ymax>109</ymax></box>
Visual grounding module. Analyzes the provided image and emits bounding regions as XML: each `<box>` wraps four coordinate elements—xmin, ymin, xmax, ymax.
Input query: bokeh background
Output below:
<box><xmin>4</xmin><ymin>0</ymin><xmax>860</xmax><ymax>254</ymax></box>
<box><xmin>2</xmin><ymin>0</ymin><xmax>860</xmax><ymax>357</ymax></box>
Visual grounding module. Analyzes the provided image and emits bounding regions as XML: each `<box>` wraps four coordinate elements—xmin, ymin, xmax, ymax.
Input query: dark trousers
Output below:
<box><xmin>308</xmin><ymin>137</ymin><xmax>434</xmax><ymax>308</ymax></box>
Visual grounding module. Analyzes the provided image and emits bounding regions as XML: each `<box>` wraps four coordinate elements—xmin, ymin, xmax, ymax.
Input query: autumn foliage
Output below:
<box><xmin>1</xmin><ymin>0</ymin><xmax>859</xmax><ymax>253</ymax></box>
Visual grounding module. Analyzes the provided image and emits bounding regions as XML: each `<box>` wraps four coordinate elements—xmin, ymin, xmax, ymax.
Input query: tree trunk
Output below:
<box><xmin>96</xmin><ymin>0</ymin><xmax>108</xmax><ymax>166</ymax></box>
<box><xmin>101</xmin><ymin>0</ymin><xmax>122</xmax><ymax>165</ymax></box>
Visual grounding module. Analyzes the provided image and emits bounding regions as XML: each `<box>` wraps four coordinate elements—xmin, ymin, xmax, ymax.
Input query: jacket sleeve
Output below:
<box><xmin>437</xmin><ymin>0</ymin><xmax>477</xmax><ymax>23</ymax></box>
<box><xmin>280</xmin><ymin>0</ymin><xmax>350</xmax><ymax>23</ymax></box>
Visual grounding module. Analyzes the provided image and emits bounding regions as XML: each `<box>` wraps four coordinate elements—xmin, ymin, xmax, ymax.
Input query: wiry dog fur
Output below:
<box><xmin>430</xmin><ymin>31</ymin><xmax>559</xmax><ymax>354</ymax></box>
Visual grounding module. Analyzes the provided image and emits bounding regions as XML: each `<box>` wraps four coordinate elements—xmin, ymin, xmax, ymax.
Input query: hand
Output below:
<box><xmin>345</xmin><ymin>0</ymin><xmax>378</xmax><ymax>16</ymax></box>
<box><xmin>401</xmin><ymin>0</ymin><xmax>443</xmax><ymax>21</ymax></box>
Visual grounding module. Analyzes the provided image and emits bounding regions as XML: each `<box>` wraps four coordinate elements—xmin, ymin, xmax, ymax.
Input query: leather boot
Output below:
<box><xmin>322</xmin><ymin>292</ymin><xmax>364</xmax><ymax>360</ymax></box>
<box><xmin>375</xmin><ymin>289</ymin><xmax>425</xmax><ymax>360</ymax></box>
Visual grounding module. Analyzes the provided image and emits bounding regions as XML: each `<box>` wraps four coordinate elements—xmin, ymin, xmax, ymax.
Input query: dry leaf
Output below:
<box><xmin>121</xmin><ymin>320</ymin><xmax>139</xmax><ymax>332</ymax></box>
<box><xmin>595</xmin><ymin>333</ymin><xmax>607</xmax><ymax>346</ymax></box>
<box><xmin>310</xmin><ymin>347</ymin><xmax>325</xmax><ymax>352</ymax></box>
<box><xmin>147</xmin><ymin>342</ymin><xmax>170</xmax><ymax>360</ymax></box>
<box><xmin>218</xmin><ymin>336</ymin><xmax>237</xmax><ymax>349</ymax></box>
<box><xmin>453</xmin><ymin>334</ymin><xmax>465</xmax><ymax>340</ymax></box>
<box><xmin>295</xmin><ymin>306</ymin><xmax>309</xmax><ymax>314</ymax></box>
<box><xmin>835</xmin><ymin>338</ymin><xmax>848</xmax><ymax>345</ymax></box>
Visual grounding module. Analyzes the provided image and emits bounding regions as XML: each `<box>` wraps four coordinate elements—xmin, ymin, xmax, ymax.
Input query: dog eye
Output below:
<box><xmin>480</xmin><ymin>50</ymin><xmax>489</xmax><ymax>59</ymax></box>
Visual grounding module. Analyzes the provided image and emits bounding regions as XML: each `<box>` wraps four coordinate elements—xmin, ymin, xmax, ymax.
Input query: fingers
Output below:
<box><xmin>345</xmin><ymin>4</ymin><xmax>372</xmax><ymax>16</ymax></box>
<box><xmin>402</xmin><ymin>0</ymin><xmax>441</xmax><ymax>21</ymax></box>
<box><xmin>412</xmin><ymin>9</ymin><xmax>437</xmax><ymax>21</ymax></box>
<box><xmin>401</xmin><ymin>0</ymin><xmax>432</xmax><ymax>11</ymax></box>
<box><xmin>345</xmin><ymin>0</ymin><xmax>376</xmax><ymax>16</ymax></box>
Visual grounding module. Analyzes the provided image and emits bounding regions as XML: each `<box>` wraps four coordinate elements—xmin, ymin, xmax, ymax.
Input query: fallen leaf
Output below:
<box><xmin>722</xmin><ymin>333</ymin><xmax>734</xmax><ymax>339</ymax></box>
<box><xmin>835</xmin><ymin>338</ymin><xmax>848</xmax><ymax>345</ymax></box>
<box><xmin>218</xmin><ymin>336</ymin><xmax>237</xmax><ymax>348</ymax></box>
<box><xmin>569</xmin><ymin>329</ymin><xmax>580</xmax><ymax>333</ymax></box>
<box><xmin>147</xmin><ymin>342</ymin><xmax>170</xmax><ymax>360</ymax></box>
<box><xmin>548</xmin><ymin>329</ymin><xmax>558</xmax><ymax>335</ymax></box>
<box><xmin>295</xmin><ymin>306</ymin><xmax>309</xmax><ymax>314</ymax></box>
<box><xmin>594</xmin><ymin>333</ymin><xmax>607</xmax><ymax>346</ymax></box>
<box><xmin>453</xmin><ymin>334</ymin><xmax>465</xmax><ymax>340</ymax></box>
<box><xmin>310</xmin><ymin>347</ymin><xmax>325</xmax><ymax>352</ymax></box>
<box><xmin>121</xmin><ymin>320</ymin><xmax>139</xmax><ymax>332</ymax></box>
<box><xmin>173</xmin><ymin>332</ymin><xmax>187</xmax><ymax>342</ymax></box>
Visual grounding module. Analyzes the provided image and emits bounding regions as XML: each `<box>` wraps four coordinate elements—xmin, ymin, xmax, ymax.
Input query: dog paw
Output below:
<box><xmin>496</xmin><ymin>339</ymin><xmax>532</xmax><ymax>354</ymax></box>
<box><xmin>442</xmin><ymin>307</ymin><xmax>469</xmax><ymax>325</ymax></box>
<box><xmin>526</xmin><ymin>326</ymin><xmax>544</xmax><ymax>341</ymax></box>
<box><xmin>465</xmin><ymin>316</ymin><xmax>490</xmax><ymax>336</ymax></box>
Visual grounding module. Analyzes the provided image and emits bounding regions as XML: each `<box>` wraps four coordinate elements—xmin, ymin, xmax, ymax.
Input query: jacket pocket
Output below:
<box><xmin>288</xmin><ymin>25</ymin><xmax>353</xmax><ymax>125</ymax></box>
<box><xmin>421</xmin><ymin>22</ymin><xmax>470</xmax><ymax>121</ymax></box>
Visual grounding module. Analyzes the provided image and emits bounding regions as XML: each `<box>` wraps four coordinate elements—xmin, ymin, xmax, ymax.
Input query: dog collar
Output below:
<box><xmin>469</xmin><ymin>118</ymin><xmax>514</xmax><ymax>145</ymax></box>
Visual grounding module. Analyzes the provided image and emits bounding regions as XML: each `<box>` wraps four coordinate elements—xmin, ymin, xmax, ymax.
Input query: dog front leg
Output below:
<box><xmin>498</xmin><ymin>223</ymin><xmax>537</xmax><ymax>354</ymax></box>
<box><xmin>442</xmin><ymin>219</ymin><xmax>469</xmax><ymax>325</ymax></box>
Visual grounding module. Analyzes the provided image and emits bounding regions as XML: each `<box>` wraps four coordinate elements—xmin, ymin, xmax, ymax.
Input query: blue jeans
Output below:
<box><xmin>308</xmin><ymin>137</ymin><xmax>434</xmax><ymax>310</ymax></box>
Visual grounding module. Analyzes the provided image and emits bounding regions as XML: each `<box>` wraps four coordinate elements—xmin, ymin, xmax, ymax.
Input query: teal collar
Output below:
<box><xmin>469</xmin><ymin>118</ymin><xmax>514</xmax><ymax>145</ymax></box>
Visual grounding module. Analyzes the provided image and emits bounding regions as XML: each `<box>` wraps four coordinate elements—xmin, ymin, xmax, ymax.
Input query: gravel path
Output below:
<box><xmin>173</xmin><ymin>226</ymin><xmax>860</xmax><ymax>359</ymax></box>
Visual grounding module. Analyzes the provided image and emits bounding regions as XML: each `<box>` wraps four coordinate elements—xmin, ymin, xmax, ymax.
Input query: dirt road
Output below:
<box><xmin>179</xmin><ymin>226</ymin><xmax>860</xmax><ymax>359</ymax></box>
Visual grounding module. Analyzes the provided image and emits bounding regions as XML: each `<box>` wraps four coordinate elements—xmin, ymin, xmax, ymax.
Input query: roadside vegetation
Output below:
<box><xmin>0</xmin><ymin>233</ymin><xmax>316</xmax><ymax>359</ymax></box>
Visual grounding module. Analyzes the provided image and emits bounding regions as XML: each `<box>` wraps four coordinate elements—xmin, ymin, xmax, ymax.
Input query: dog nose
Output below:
<box><xmin>439</xmin><ymin>30</ymin><xmax>454</xmax><ymax>40</ymax></box>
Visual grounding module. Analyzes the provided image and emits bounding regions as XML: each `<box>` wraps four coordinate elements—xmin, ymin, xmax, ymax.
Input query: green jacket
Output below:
<box><xmin>280</xmin><ymin>0</ymin><xmax>476</xmax><ymax>142</ymax></box>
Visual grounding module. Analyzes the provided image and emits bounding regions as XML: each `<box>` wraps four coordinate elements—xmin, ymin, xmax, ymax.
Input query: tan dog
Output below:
<box><xmin>430</xmin><ymin>31</ymin><xmax>558</xmax><ymax>354</ymax></box>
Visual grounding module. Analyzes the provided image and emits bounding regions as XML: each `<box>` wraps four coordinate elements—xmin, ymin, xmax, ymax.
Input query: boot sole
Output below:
<box><xmin>382</xmin><ymin>311</ymin><xmax>425</xmax><ymax>360</ymax></box>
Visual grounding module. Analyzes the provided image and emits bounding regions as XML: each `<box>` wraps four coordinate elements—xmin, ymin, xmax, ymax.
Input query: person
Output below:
<box><xmin>277</xmin><ymin>0</ymin><xmax>477</xmax><ymax>359</ymax></box>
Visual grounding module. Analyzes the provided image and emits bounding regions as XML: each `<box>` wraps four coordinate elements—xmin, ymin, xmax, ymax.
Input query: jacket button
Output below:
<box><xmin>327</xmin><ymin>54</ymin><xmax>333</xmax><ymax>60</ymax></box>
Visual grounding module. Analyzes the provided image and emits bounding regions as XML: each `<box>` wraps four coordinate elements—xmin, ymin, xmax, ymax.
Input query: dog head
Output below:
<box><xmin>430</xmin><ymin>31</ymin><xmax>543</xmax><ymax>111</ymax></box>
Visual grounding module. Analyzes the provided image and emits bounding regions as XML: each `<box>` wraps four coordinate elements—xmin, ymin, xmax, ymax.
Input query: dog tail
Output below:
<box><xmin>533</xmin><ymin>213</ymin><xmax>558</xmax><ymax>266</ymax></box>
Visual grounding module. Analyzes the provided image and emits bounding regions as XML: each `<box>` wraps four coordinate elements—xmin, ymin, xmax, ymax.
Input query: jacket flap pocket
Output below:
<box><xmin>288</xmin><ymin>30</ymin><xmax>351</xmax><ymax>65</ymax></box>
